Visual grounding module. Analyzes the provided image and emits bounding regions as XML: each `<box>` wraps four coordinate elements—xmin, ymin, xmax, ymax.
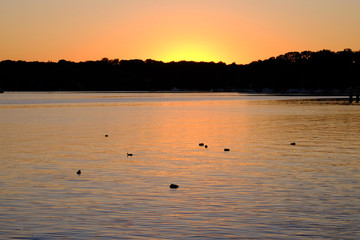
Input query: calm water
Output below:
<box><xmin>1</xmin><ymin>92</ymin><xmax>359</xmax><ymax>239</ymax></box>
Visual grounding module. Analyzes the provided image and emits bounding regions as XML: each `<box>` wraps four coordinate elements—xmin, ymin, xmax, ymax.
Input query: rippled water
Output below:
<box><xmin>1</xmin><ymin>92</ymin><xmax>359</xmax><ymax>239</ymax></box>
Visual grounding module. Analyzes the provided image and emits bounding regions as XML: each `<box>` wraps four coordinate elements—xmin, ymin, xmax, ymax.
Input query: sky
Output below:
<box><xmin>1</xmin><ymin>0</ymin><xmax>360</xmax><ymax>64</ymax></box>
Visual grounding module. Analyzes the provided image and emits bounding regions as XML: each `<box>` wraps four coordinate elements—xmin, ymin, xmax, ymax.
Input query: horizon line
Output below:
<box><xmin>1</xmin><ymin>48</ymin><xmax>359</xmax><ymax>65</ymax></box>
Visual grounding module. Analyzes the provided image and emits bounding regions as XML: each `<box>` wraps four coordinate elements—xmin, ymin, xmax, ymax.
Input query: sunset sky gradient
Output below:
<box><xmin>1</xmin><ymin>0</ymin><xmax>360</xmax><ymax>64</ymax></box>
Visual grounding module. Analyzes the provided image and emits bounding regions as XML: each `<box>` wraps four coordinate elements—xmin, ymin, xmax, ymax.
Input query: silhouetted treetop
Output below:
<box><xmin>1</xmin><ymin>49</ymin><xmax>359</xmax><ymax>93</ymax></box>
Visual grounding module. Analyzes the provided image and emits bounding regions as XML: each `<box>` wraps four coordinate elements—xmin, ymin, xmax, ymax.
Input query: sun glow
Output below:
<box><xmin>159</xmin><ymin>41</ymin><xmax>223</xmax><ymax>63</ymax></box>
<box><xmin>1</xmin><ymin>1</ymin><xmax>360</xmax><ymax>64</ymax></box>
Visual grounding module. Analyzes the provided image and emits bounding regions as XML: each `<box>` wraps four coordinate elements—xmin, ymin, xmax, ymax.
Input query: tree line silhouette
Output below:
<box><xmin>1</xmin><ymin>49</ymin><xmax>359</xmax><ymax>93</ymax></box>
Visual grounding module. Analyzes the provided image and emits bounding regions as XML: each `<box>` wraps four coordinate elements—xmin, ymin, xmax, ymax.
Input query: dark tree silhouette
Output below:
<box><xmin>1</xmin><ymin>49</ymin><xmax>359</xmax><ymax>93</ymax></box>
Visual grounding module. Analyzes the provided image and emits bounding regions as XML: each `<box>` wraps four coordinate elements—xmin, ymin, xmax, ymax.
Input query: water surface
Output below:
<box><xmin>1</xmin><ymin>92</ymin><xmax>359</xmax><ymax>239</ymax></box>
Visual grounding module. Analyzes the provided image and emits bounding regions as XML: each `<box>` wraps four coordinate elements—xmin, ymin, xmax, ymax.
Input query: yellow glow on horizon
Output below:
<box><xmin>160</xmin><ymin>41</ymin><xmax>222</xmax><ymax>63</ymax></box>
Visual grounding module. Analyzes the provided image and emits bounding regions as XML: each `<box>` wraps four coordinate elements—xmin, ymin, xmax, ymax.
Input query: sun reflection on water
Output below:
<box><xmin>1</xmin><ymin>93</ymin><xmax>360</xmax><ymax>239</ymax></box>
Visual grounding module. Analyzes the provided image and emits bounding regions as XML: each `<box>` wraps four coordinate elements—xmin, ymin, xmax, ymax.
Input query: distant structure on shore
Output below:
<box><xmin>348</xmin><ymin>87</ymin><xmax>360</xmax><ymax>103</ymax></box>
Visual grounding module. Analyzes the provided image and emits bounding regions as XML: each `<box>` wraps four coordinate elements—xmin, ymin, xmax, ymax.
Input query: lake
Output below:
<box><xmin>0</xmin><ymin>92</ymin><xmax>359</xmax><ymax>239</ymax></box>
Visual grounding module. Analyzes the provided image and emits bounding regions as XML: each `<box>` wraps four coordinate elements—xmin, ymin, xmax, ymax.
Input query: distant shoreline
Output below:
<box><xmin>1</xmin><ymin>91</ymin><xmax>355</xmax><ymax>103</ymax></box>
<box><xmin>1</xmin><ymin>49</ymin><xmax>359</xmax><ymax>92</ymax></box>
<box><xmin>0</xmin><ymin>90</ymin><xmax>353</xmax><ymax>96</ymax></box>
<box><xmin>276</xmin><ymin>97</ymin><xmax>360</xmax><ymax>105</ymax></box>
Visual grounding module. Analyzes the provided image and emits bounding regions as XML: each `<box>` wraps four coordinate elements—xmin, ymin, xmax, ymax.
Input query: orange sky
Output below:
<box><xmin>1</xmin><ymin>0</ymin><xmax>360</xmax><ymax>64</ymax></box>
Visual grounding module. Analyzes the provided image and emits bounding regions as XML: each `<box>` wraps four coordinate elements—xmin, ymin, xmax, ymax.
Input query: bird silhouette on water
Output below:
<box><xmin>127</xmin><ymin>153</ymin><xmax>133</xmax><ymax>157</ymax></box>
<box><xmin>169</xmin><ymin>184</ymin><xmax>179</xmax><ymax>189</ymax></box>
<box><xmin>77</xmin><ymin>170</ymin><xmax>81</xmax><ymax>175</ymax></box>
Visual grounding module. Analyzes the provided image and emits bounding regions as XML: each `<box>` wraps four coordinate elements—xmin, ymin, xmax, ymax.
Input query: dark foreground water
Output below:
<box><xmin>0</xmin><ymin>92</ymin><xmax>359</xmax><ymax>239</ymax></box>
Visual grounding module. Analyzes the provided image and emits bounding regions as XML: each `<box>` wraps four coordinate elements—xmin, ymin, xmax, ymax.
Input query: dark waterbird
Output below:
<box><xmin>105</xmin><ymin>134</ymin><xmax>108</xmax><ymax>137</ymax></box>
<box><xmin>77</xmin><ymin>170</ymin><xmax>81</xmax><ymax>175</ymax></box>
<box><xmin>127</xmin><ymin>153</ymin><xmax>133</xmax><ymax>157</ymax></box>
<box><xmin>169</xmin><ymin>184</ymin><xmax>179</xmax><ymax>189</ymax></box>
<box><xmin>290</xmin><ymin>142</ymin><xmax>296</xmax><ymax>145</ymax></box>
<box><xmin>224</xmin><ymin>148</ymin><xmax>230</xmax><ymax>151</ymax></box>
<box><xmin>205</xmin><ymin>145</ymin><xmax>208</xmax><ymax>148</ymax></box>
<box><xmin>199</xmin><ymin>143</ymin><xmax>204</xmax><ymax>146</ymax></box>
